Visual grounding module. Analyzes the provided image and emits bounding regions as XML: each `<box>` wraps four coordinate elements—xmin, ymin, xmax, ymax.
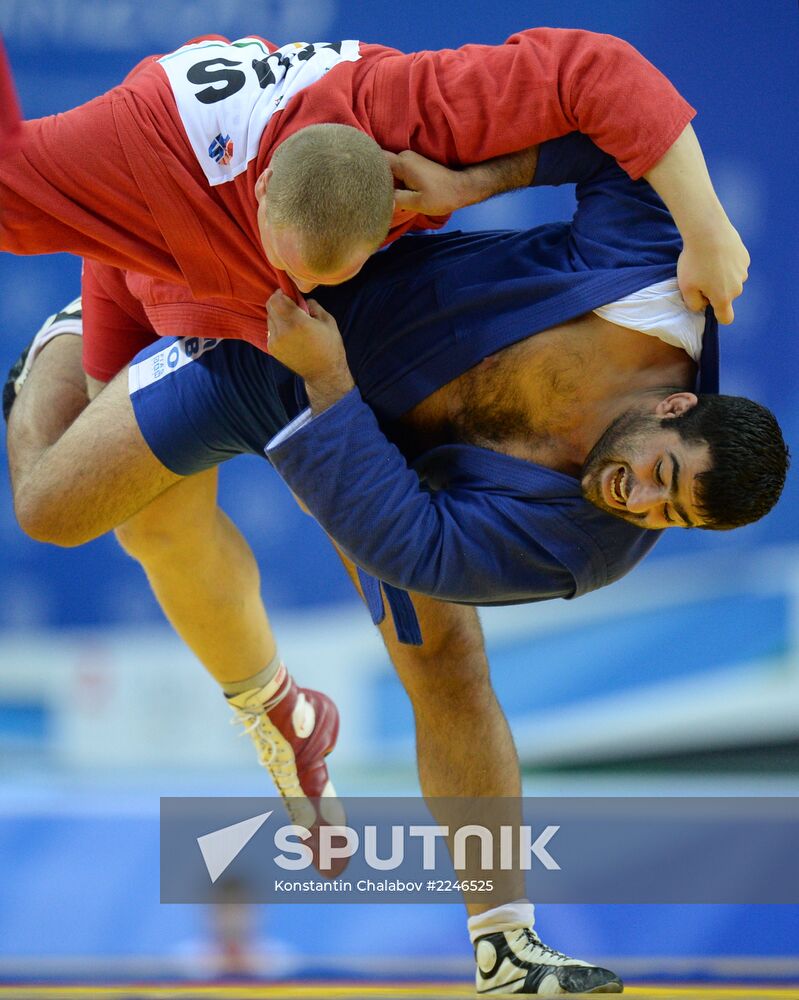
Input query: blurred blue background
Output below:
<box><xmin>0</xmin><ymin>0</ymin><xmax>798</xmax><ymax>986</ymax></box>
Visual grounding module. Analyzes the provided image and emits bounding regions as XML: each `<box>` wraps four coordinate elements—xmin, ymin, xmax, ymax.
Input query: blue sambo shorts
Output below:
<box><xmin>128</xmin><ymin>335</ymin><xmax>304</xmax><ymax>475</ymax></box>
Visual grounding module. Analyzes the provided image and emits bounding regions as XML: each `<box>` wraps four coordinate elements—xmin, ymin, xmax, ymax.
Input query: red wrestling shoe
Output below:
<box><xmin>228</xmin><ymin>671</ymin><xmax>345</xmax><ymax>875</ymax></box>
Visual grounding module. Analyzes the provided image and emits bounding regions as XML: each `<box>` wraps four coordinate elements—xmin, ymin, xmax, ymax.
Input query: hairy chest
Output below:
<box><xmin>393</xmin><ymin>315</ymin><xmax>694</xmax><ymax>471</ymax></box>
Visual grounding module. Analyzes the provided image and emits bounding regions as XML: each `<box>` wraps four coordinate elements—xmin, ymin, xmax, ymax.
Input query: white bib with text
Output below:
<box><xmin>158</xmin><ymin>37</ymin><xmax>361</xmax><ymax>186</ymax></box>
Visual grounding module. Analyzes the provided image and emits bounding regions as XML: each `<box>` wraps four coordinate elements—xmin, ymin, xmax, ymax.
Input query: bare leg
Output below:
<box><xmin>7</xmin><ymin>338</ymin><xmax>277</xmax><ymax>684</ymax></box>
<box><xmin>7</xmin><ymin>339</ymin><xmax>520</xmax><ymax>814</ymax></box>
<box><xmin>336</xmin><ymin>550</ymin><xmax>525</xmax><ymax>916</ymax></box>
<box><xmin>8</xmin><ymin>336</ymin><xmax>181</xmax><ymax>545</ymax></box>
<box><xmin>6</xmin><ymin>326</ymin><xmax>342</xmax><ymax>849</ymax></box>
<box><xmin>7</xmin><ymin>335</ymin><xmax>90</xmax><ymax>493</ymax></box>
<box><xmin>111</xmin><ymin>466</ymin><xmax>277</xmax><ymax>683</ymax></box>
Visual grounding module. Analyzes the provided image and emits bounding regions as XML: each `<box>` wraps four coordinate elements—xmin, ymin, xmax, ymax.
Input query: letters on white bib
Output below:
<box><xmin>159</xmin><ymin>37</ymin><xmax>362</xmax><ymax>186</ymax></box>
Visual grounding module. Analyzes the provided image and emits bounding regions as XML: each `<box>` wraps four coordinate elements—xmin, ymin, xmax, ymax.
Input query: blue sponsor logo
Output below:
<box><xmin>208</xmin><ymin>132</ymin><xmax>234</xmax><ymax>165</ymax></box>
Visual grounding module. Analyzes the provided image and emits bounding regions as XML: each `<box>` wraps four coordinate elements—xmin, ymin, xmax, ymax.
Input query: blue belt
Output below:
<box><xmin>356</xmin><ymin>567</ymin><xmax>423</xmax><ymax>645</ymax></box>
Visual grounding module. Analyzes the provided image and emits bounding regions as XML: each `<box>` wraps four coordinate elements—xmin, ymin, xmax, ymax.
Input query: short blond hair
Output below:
<box><xmin>264</xmin><ymin>124</ymin><xmax>394</xmax><ymax>273</ymax></box>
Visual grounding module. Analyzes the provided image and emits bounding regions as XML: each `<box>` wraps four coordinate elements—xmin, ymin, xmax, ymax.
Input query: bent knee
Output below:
<box><xmin>114</xmin><ymin>496</ymin><xmax>235</xmax><ymax>567</ymax></box>
<box><xmin>391</xmin><ymin>617</ymin><xmax>492</xmax><ymax>703</ymax></box>
<box><xmin>114</xmin><ymin>468</ymin><xmax>220</xmax><ymax>562</ymax></box>
<box><xmin>401</xmin><ymin>607</ymin><xmax>485</xmax><ymax>668</ymax></box>
<box><xmin>114</xmin><ymin>516</ymin><xmax>193</xmax><ymax>561</ymax></box>
<box><xmin>14</xmin><ymin>493</ymin><xmax>83</xmax><ymax>547</ymax></box>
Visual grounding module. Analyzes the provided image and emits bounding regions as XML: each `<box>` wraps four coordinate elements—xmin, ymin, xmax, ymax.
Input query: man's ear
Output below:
<box><xmin>656</xmin><ymin>391</ymin><xmax>699</xmax><ymax>419</ymax></box>
<box><xmin>255</xmin><ymin>167</ymin><xmax>273</xmax><ymax>201</ymax></box>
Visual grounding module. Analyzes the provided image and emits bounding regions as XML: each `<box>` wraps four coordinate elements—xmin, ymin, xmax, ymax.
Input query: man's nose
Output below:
<box><xmin>625</xmin><ymin>481</ymin><xmax>665</xmax><ymax>514</ymax></box>
<box><xmin>293</xmin><ymin>279</ymin><xmax>317</xmax><ymax>294</ymax></box>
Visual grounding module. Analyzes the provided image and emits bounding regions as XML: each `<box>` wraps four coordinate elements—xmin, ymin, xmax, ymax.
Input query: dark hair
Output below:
<box><xmin>665</xmin><ymin>394</ymin><xmax>789</xmax><ymax>530</ymax></box>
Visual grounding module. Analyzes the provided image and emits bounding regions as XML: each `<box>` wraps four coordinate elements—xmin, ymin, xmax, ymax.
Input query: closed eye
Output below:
<box><xmin>655</xmin><ymin>461</ymin><xmax>676</xmax><ymax>525</ymax></box>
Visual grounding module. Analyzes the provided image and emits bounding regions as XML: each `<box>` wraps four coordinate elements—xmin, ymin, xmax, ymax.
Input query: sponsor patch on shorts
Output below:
<box><xmin>128</xmin><ymin>336</ymin><xmax>221</xmax><ymax>394</ymax></box>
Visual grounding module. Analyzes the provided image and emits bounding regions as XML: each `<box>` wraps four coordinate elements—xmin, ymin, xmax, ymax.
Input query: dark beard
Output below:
<box><xmin>581</xmin><ymin>410</ymin><xmax>640</xmax><ymax>481</ymax></box>
<box><xmin>580</xmin><ymin>408</ymin><xmax>655</xmax><ymax>511</ymax></box>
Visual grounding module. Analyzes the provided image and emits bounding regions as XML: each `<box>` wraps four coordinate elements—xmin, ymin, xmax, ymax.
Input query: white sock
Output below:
<box><xmin>222</xmin><ymin>652</ymin><xmax>286</xmax><ymax>708</ymax></box>
<box><xmin>468</xmin><ymin>899</ymin><xmax>536</xmax><ymax>944</ymax></box>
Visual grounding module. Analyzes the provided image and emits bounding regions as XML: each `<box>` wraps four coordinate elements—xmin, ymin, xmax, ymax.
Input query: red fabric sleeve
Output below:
<box><xmin>0</xmin><ymin>38</ymin><xmax>21</xmax><ymax>155</ymax></box>
<box><xmin>0</xmin><ymin>89</ymin><xmax>183</xmax><ymax>278</ymax></box>
<box><xmin>369</xmin><ymin>27</ymin><xmax>695</xmax><ymax>180</ymax></box>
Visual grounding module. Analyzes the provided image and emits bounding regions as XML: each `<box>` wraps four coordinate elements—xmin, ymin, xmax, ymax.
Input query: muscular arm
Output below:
<box><xmin>376</xmin><ymin>29</ymin><xmax>693</xmax><ymax>178</ymax></box>
<box><xmin>7</xmin><ymin>336</ymin><xmax>181</xmax><ymax>546</ymax></box>
<box><xmin>389</xmin><ymin>127</ymin><xmax>747</xmax><ymax>323</ymax></box>
<box><xmin>388</xmin><ymin>146</ymin><xmax>540</xmax><ymax>217</ymax></box>
<box><xmin>643</xmin><ymin>125</ymin><xmax>748</xmax><ymax>323</ymax></box>
<box><xmin>379</xmin><ymin>29</ymin><xmax>746</xmax><ymax>320</ymax></box>
<box><xmin>377</xmin><ymin>28</ymin><xmax>692</xmax><ymax>224</ymax></box>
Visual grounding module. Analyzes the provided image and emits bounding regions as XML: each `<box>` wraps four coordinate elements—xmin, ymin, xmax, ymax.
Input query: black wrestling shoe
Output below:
<box><xmin>3</xmin><ymin>296</ymin><xmax>82</xmax><ymax>422</ymax></box>
<box><xmin>474</xmin><ymin>927</ymin><xmax>623</xmax><ymax>995</ymax></box>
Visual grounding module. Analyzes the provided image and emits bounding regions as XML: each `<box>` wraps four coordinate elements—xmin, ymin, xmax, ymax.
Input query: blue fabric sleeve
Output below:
<box><xmin>532</xmin><ymin>132</ymin><xmax>612</xmax><ymax>187</ymax></box>
<box><xmin>266</xmin><ymin>389</ymin><xmax>576</xmax><ymax>603</ymax></box>
<box><xmin>534</xmin><ymin>134</ymin><xmax>682</xmax><ymax>268</ymax></box>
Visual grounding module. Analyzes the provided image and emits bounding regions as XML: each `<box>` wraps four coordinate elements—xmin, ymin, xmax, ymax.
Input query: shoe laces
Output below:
<box><xmin>230</xmin><ymin>705</ymin><xmax>304</xmax><ymax>802</ymax></box>
<box><xmin>517</xmin><ymin>928</ymin><xmax>570</xmax><ymax>963</ymax></box>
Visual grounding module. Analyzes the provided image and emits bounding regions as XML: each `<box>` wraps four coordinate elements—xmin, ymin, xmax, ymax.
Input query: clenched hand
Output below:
<box><xmin>678</xmin><ymin>216</ymin><xmax>750</xmax><ymax>325</ymax></box>
<box><xmin>266</xmin><ymin>291</ymin><xmax>354</xmax><ymax>412</ymax></box>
